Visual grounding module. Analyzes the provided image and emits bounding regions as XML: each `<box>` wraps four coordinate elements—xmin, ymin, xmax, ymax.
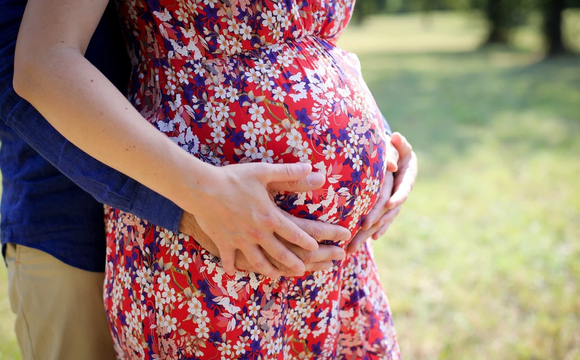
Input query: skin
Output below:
<box><xmin>14</xmin><ymin>0</ymin><xmax>417</xmax><ymax>278</ymax></box>
<box><xmin>179</xmin><ymin>134</ymin><xmax>418</xmax><ymax>276</ymax></box>
<box><xmin>347</xmin><ymin>132</ymin><xmax>418</xmax><ymax>254</ymax></box>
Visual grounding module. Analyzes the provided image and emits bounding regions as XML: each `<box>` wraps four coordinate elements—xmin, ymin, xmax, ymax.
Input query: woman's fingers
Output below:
<box><xmin>288</xmin><ymin>242</ymin><xmax>346</xmax><ymax>264</ymax></box>
<box><xmin>385</xmin><ymin>133</ymin><xmax>417</xmax><ymax>210</ymax></box>
<box><xmin>268</xmin><ymin>172</ymin><xmax>326</xmax><ymax>193</ymax></box>
<box><xmin>385</xmin><ymin>154</ymin><xmax>417</xmax><ymax>209</ymax></box>
<box><xmin>346</xmin><ymin>225</ymin><xmax>377</xmax><ymax>254</ymax></box>
<box><xmin>385</xmin><ymin>138</ymin><xmax>399</xmax><ymax>173</ymax></box>
<box><xmin>259</xmin><ymin>162</ymin><xmax>313</xmax><ymax>184</ymax></box>
<box><xmin>361</xmin><ymin>172</ymin><xmax>394</xmax><ymax>230</ymax></box>
<box><xmin>391</xmin><ymin>132</ymin><xmax>413</xmax><ymax>159</ymax></box>
<box><xmin>371</xmin><ymin>220</ymin><xmax>393</xmax><ymax>240</ymax></box>
<box><xmin>375</xmin><ymin>205</ymin><xmax>401</xmax><ymax>230</ymax></box>
<box><xmin>346</xmin><ymin>233</ymin><xmax>367</xmax><ymax>254</ymax></box>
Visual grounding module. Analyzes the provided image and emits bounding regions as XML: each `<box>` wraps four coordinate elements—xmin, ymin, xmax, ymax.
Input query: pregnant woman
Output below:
<box><xmin>14</xmin><ymin>0</ymin><xmax>406</xmax><ymax>358</ymax></box>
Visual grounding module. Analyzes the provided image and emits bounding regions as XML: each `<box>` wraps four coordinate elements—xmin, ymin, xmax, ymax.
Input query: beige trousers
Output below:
<box><xmin>5</xmin><ymin>244</ymin><xmax>117</xmax><ymax>360</ymax></box>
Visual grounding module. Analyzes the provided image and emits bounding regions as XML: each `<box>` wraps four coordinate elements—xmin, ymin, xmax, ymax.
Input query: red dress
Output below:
<box><xmin>104</xmin><ymin>0</ymin><xmax>401</xmax><ymax>358</ymax></box>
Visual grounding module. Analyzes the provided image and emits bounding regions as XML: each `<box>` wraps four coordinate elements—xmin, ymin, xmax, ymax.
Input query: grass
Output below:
<box><xmin>1</xmin><ymin>10</ymin><xmax>580</xmax><ymax>360</ymax></box>
<box><xmin>338</xmin><ymin>10</ymin><xmax>580</xmax><ymax>360</ymax></box>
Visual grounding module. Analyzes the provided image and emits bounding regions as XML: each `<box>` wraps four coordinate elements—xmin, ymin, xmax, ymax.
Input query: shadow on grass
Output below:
<box><xmin>357</xmin><ymin>48</ymin><xmax>580</xmax><ymax>178</ymax></box>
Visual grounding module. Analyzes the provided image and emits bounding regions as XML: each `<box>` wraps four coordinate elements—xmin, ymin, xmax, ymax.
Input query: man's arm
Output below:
<box><xmin>0</xmin><ymin>1</ymin><xmax>183</xmax><ymax>231</ymax></box>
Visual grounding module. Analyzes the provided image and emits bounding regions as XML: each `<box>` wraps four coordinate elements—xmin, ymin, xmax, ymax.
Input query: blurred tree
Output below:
<box><xmin>484</xmin><ymin>0</ymin><xmax>510</xmax><ymax>43</ymax></box>
<box><xmin>351</xmin><ymin>0</ymin><xmax>383</xmax><ymax>25</ymax></box>
<box><xmin>542</xmin><ymin>0</ymin><xmax>567</xmax><ymax>56</ymax></box>
<box><xmin>480</xmin><ymin>0</ymin><xmax>526</xmax><ymax>44</ymax></box>
<box><xmin>351</xmin><ymin>0</ymin><xmax>579</xmax><ymax>57</ymax></box>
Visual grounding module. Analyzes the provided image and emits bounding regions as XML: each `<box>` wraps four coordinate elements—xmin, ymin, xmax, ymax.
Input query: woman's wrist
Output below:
<box><xmin>168</xmin><ymin>154</ymin><xmax>225</xmax><ymax>215</ymax></box>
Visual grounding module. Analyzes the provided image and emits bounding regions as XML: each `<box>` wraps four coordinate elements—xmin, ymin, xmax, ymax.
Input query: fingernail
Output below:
<box><xmin>387</xmin><ymin>202</ymin><xmax>396</xmax><ymax>210</ymax></box>
<box><xmin>298</xmin><ymin>163</ymin><xmax>312</xmax><ymax>172</ymax></box>
<box><xmin>306</xmin><ymin>172</ymin><xmax>325</xmax><ymax>185</ymax></box>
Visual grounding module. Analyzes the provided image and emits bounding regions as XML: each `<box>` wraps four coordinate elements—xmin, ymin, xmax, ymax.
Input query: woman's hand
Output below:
<box><xmin>186</xmin><ymin>162</ymin><xmax>351</xmax><ymax>278</ymax></box>
<box><xmin>347</xmin><ymin>132</ymin><xmax>418</xmax><ymax>254</ymax></box>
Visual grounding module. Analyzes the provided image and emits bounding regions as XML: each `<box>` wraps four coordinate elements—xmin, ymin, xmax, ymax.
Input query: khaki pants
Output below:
<box><xmin>5</xmin><ymin>244</ymin><xmax>117</xmax><ymax>360</ymax></box>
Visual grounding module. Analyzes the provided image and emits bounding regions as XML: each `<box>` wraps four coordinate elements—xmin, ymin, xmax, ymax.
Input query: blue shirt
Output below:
<box><xmin>0</xmin><ymin>0</ymin><xmax>182</xmax><ymax>272</ymax></box>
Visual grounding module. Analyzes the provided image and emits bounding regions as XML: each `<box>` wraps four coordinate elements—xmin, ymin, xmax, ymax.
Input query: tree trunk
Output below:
<box><xmin>543</xmin><ymin>0</ymin><xmax>567</xmax><ymax>56</ymax></box>
<box><xmin>485</xmin><ymin>0</ymin><xmax>510</xmax><ymax>44</ymax></box>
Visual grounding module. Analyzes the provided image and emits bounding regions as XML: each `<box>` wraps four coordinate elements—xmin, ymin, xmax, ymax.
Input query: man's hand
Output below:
<box><xmin>179</xmin><ymin>211</ymin><xmax>348</xmax><ymax>277</ymax></box>
<box><xmin>347</xmin><ymin>132</ymin><xmax>418</xmax><ymax>254</ymax></box>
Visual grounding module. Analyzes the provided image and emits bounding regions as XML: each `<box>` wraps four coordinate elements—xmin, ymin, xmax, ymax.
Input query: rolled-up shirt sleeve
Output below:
<box><xmin>0</xmin><ymin>76</ymin><xmax>183</xmax><ymax>233</ymax></box>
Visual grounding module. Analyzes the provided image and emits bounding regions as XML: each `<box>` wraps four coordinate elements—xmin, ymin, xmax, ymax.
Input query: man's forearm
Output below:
<box><xmin>1</xmin><ymin>79</ymin><xmax>182</xmax><ymax>232</ymax></box>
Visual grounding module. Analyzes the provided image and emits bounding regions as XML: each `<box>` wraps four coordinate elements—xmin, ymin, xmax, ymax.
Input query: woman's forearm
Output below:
<box><xmin>13</xmin><ymin>43</ymin><xmax>212</xmax><ymax>211</ymax></box>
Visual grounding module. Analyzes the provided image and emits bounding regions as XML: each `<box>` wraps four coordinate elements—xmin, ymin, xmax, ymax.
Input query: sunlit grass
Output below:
<box><xmin>1</xmin><ymin>11</ymin><xmax>579</xmax><ymax>360</ymax></box>
<box><xmin>339</xmin><ymin>11</ymin><xmax>580</xmax><ymax>360</ymax></box>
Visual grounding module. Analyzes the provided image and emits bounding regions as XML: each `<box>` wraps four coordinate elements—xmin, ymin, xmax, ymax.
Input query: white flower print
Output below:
<box><xmin>203</xmin><ymin>0</ymin><xmax>217</xmax><ymax>9</ymax></box>
<box><xmin>178</xmin><ymin>252</ymin><xmax>192</xmax><ymax>269</ymax></box>
<box><xmin>218</xmin><ymin>341</ymin><xmax>232</xmax><ymax>356</ymax></box>
<box><xmin>261</xmin><ymin>10</ymin><xmax>276</xmax><ymax>28</ymax></box>
<box><xmin>211</xmin><ymin>129</ymin><xmax>226</xmax><ymax>144</ymax></box>
<box><xmin>241</xmin><ymin>122</ymin><xmax>258</xmax><ymax>141</ymax></box>
<box><xmin>175</xmin><ymin>7</ymin><xmax>188</xmax><ymax>22</ymax></box>
<box><xmin>257</xmin><ymin>146</ymin><xmax>274</xmax><ymax>163</ymax></box>
<box><xmin>195</xmin><ymin>323</ymin><xmax>210</xmax><ymax>339</ymax></box>
<box><xmin>233</xmin><ymin>340</ymin><xmax>247</xmax><ymax>355</ymax></box>
<box><xmin>239</xmin><ymin>23</ymin><xmax>253</xmax><ymax>40</ymax></box>
<box><xmin>352</xmin><ymin>154</ymin><xmax>363</xmax><ymax>171</ymax></box>
<box><xmin>159</xmin><ymin>230</ymin><xmax>174</xmax><ymax>247</ymax></box>
<box><xmin>255</xmin><ymin>117</ymin><xmax>272</xmax><ymax>135</ymax></box>
<box><xmin>245</xmin><ymin>68</ymin><xmax>261</xmax><ymax>84</ymax></box>
<box><xmin>323</xmin><ymin>144</ymin><xmax>337</xmax><ymax>160</ymax></box>
<box><xmin>243</xmin><ymin>140</ymin><xmax>259</xmax><ymax>159</ymax></box>
<box><xmin>286</xmin><ymin>128</ymin><xmax>302</xmax><ymax>148</ymax></box>
<box><xmin>248</xmin><ymin>103</ymin><xmax>265</xmax><ymax>121</ymax></box>
<box><xmin>272</xmin><ymin>87</ymin><xmax>287</xmax><ymax>101</ymax></box>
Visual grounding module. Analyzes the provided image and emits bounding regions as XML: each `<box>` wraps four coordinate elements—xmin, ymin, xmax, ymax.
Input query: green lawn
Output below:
<box><xmin>339</xmin><ymin>11</ymin><xmax>580</xmax><ymax>360</ymax></box>
<box><xmin>1</xmin><ymin>10</ymin><xmax>580</xmax><ymax>360</ymax></box>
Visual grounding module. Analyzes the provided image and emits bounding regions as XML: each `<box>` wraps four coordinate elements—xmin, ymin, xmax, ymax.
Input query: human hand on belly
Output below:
<box><xmin>180</xmin><ymin>209</ymin><xmax>348</xmax><ymax>277</ymax></box>
<box><xmin>347</xmin><ymin>132</ymin><xmax>418</xmax><ymax>253</ymax></box>
<box><xmin>186</xmin><ymin>162</ymin><xmax>353</xmax><ymax>279</ymax></box>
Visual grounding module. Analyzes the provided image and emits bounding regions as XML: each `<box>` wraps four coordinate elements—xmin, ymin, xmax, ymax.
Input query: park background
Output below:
<box><xmin>1</xmin><ymin>0</ymin><xmax>579</xmax><ymax>359</ymax></box>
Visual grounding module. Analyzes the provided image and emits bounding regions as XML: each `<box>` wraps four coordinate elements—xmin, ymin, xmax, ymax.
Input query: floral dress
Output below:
<box><xmin>104</xmin><ymin>0</ymin><xmax>401</xmax><ymax>358</ymax></box>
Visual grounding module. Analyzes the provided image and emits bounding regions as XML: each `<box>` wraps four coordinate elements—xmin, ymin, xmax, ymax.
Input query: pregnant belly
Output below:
<box><xmin>130</xmin><ymin>37</ymin><xmax>388</xmax><ymax>238</ymax></box>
